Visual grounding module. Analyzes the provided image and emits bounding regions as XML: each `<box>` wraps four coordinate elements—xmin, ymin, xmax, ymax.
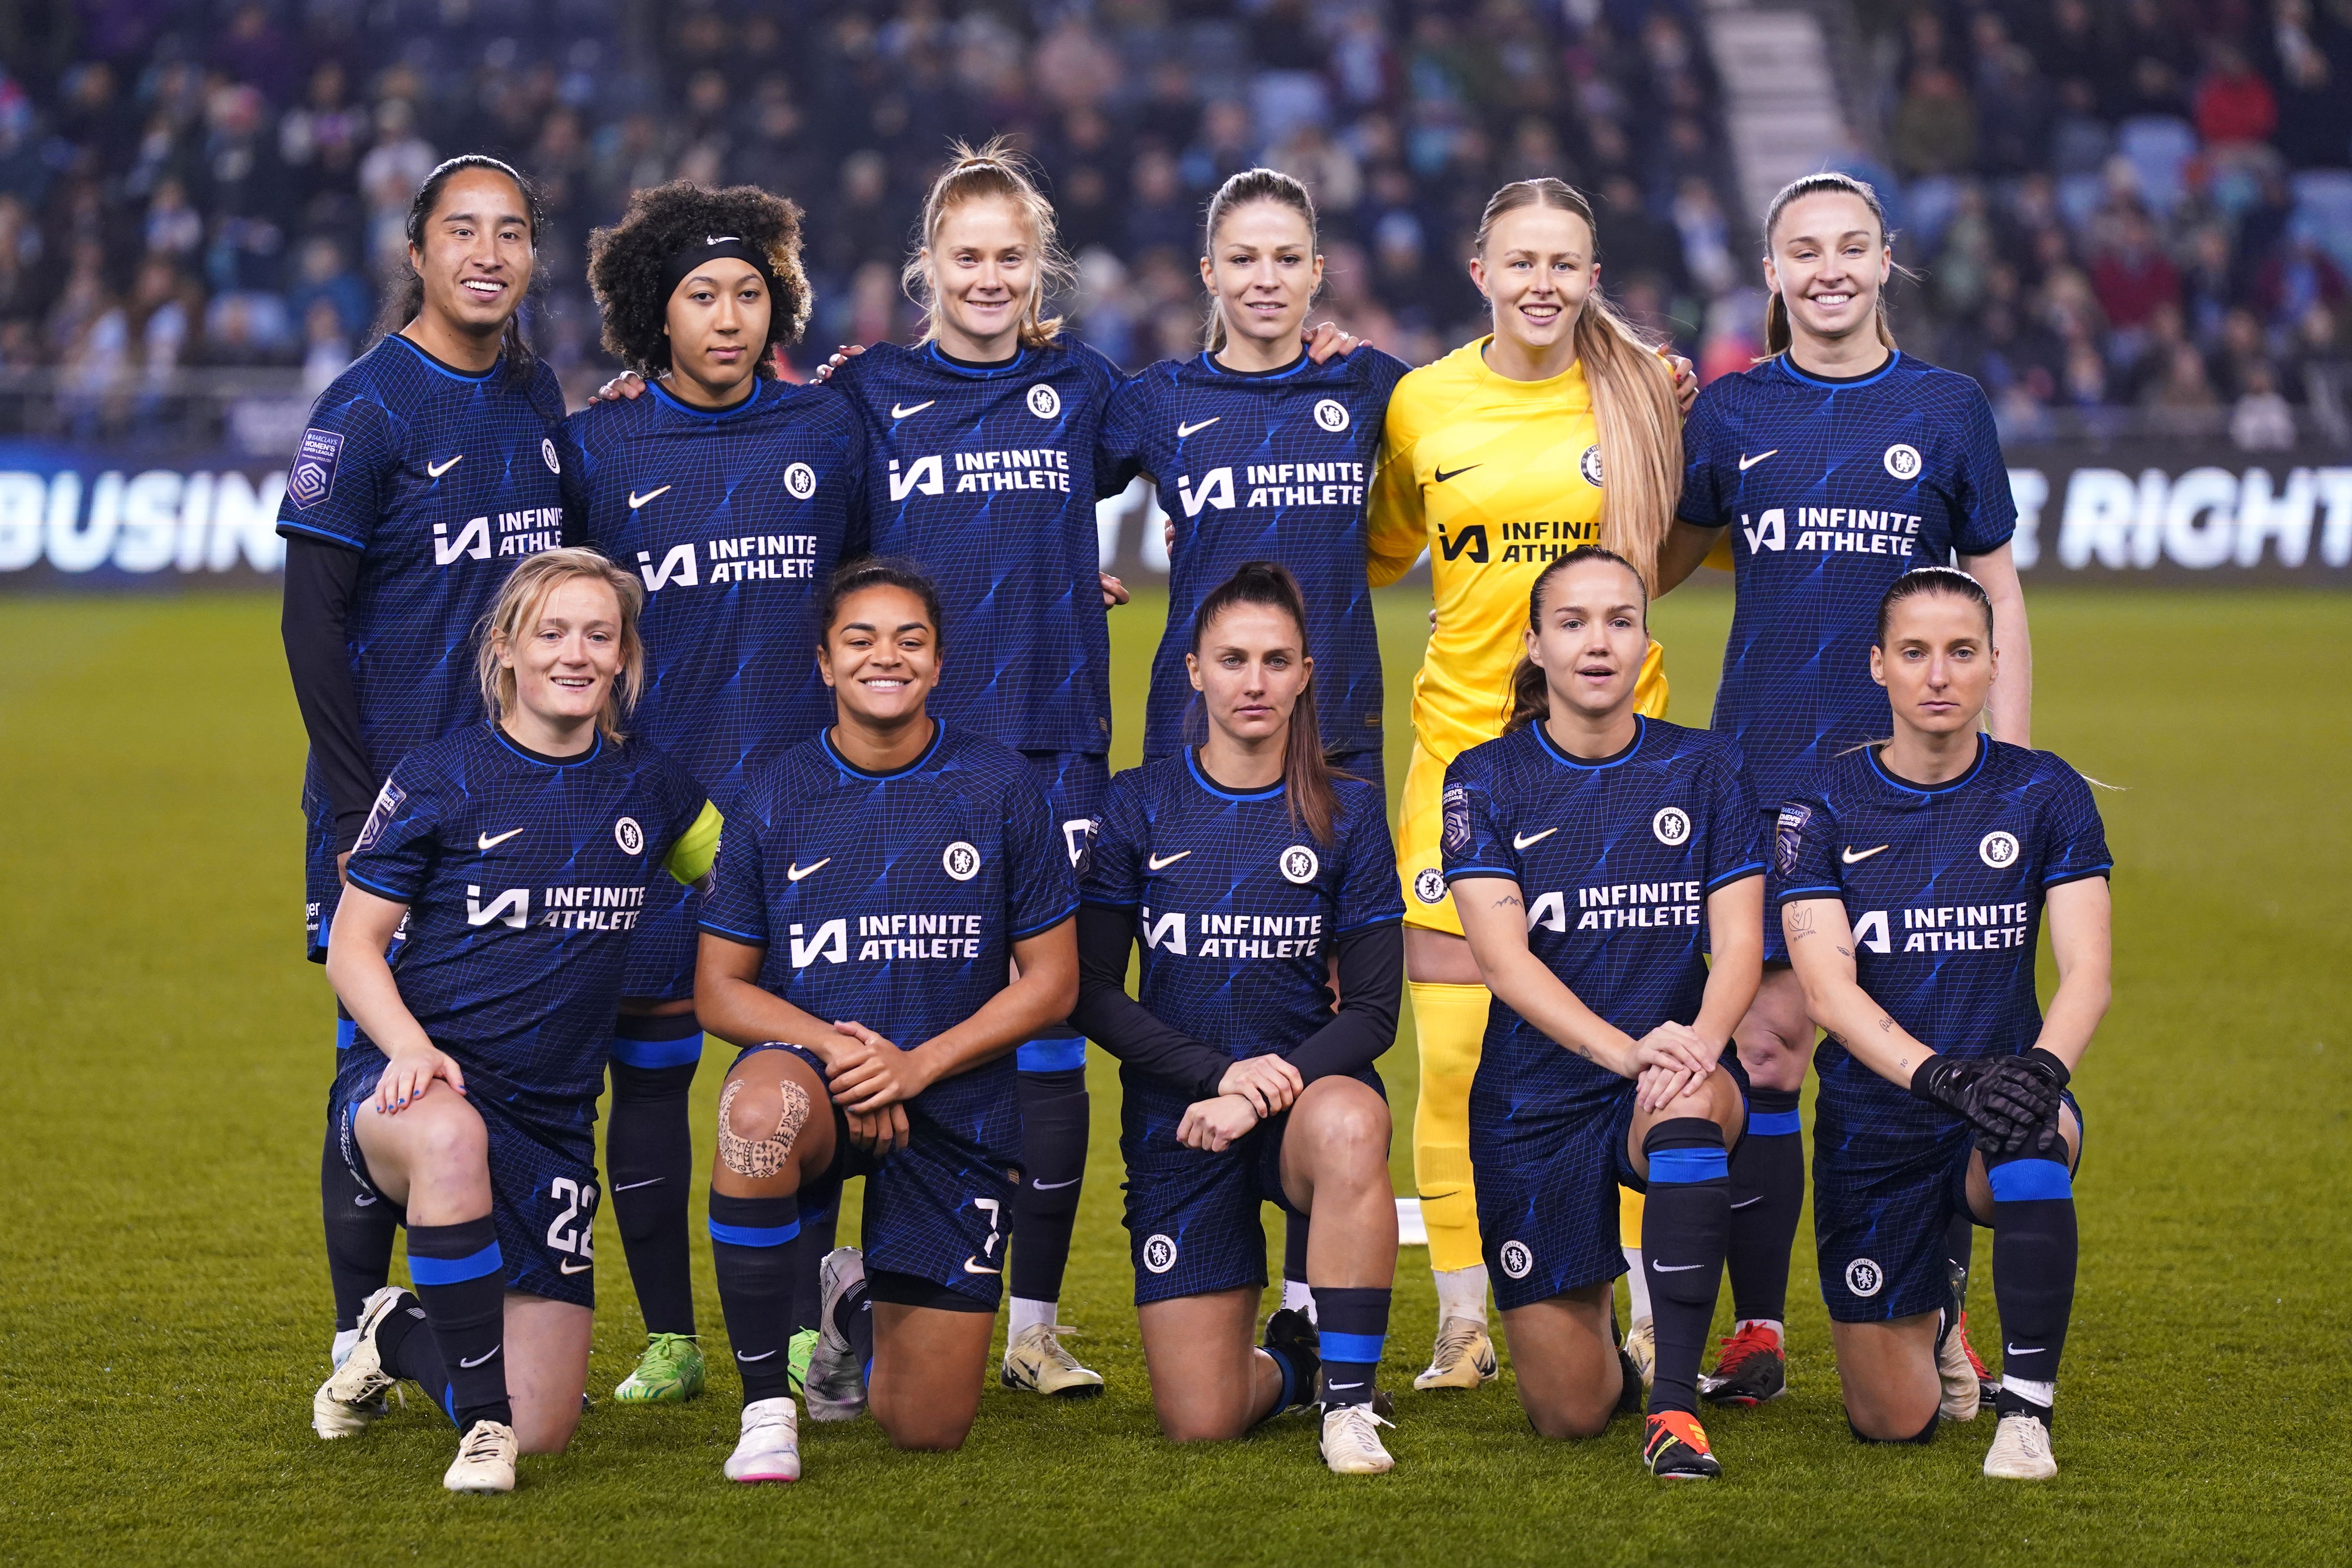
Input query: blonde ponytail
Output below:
<box><xmin>904</xmin><ymin>138</ymin><xmax>1074</xmax><ymax>351</ymax></box>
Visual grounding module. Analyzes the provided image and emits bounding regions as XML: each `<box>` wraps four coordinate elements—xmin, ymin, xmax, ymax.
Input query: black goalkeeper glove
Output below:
<box><xmin>1907</xmin><ymin>1055</ymin><xmax>2023</xmax><ymax>1146</ymax></box>
<box><xmin>1971</xmin><ymin>1050</ymin><xmax>2070</xmax><ymax>1158</ymax></box>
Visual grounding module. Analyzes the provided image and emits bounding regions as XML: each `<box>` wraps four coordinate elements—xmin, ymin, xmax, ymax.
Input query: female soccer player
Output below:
<box><xmin>559</xmin><ymin>179</ymin><xmax>867</xmax><ymax>1405</ymax></box>
<box><xmin>1102</xmin><ymin>168</ymin><xmax>1409</xmax><ymax>786</ymax></box>
<box><xmin>309</xmin><ymin>549</ymin><xmax>720</xmax><ymax>1493</ymax></box>
<box><xmin>690</xmin><ymin>558</ymin><xmax>1081</xmax><ymax>1479</ymax></box>
<box><xmin>1365</xmin><ymin>178</ymin><xmax>1687</xmax><ymax>1389</ymax></box>
<box><xmin>276</xmin><ymin>155</ymin><xmax>568</xmax><ymax>1377</ymax></box>
<box><xmin>1073</xmin><ymin>563</ymin><xmax>1405</xmax><ymax>1475</ymax></box>
<box><xmin>1657</xmin><ymin>173</ymin><xmax>2033</xmax><ymax>1412</ymax></box>
<box><xmin>1444</xmin><ymin>547</ymin><xmax>1762</xmax><ymax>1480</ymax></box>
<box><xmin>1774</xmin><ymin>566</ymin><xmax>2107</xmax><ymax>1480</ymax></box>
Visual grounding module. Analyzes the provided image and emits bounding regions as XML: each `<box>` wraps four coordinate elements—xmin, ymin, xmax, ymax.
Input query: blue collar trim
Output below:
<box><xmin>1533</xmin><ymin>714</ymin><xmax>1645</xmax><ymax>771</ymax></box>
<box><xmin>648</xmin><ymin>376</ymin><xmax>769</xmax><ymax>421</ymax></box>
<box><xmin>1185</xmin><ymin>746</ymin><xmax>1285</xmax><ymax>801</ymax></box>
<box><xmin>1865</xmin><ymin>734</ymin><xmax>1989</xmax><ymax>797</ymax></box>
<box><xmin>823</xmin><ymin>720</ymin><xmax>946</xmax><ymax>779</ymax></box>
<box><xmin>388</xmin><ymin>333</ymin><xmax>500</xmax><ymax>383</ymax></box>
<box><xmin>1774</xmin><ymin>349</ymin><xmax>1903</xmax><ymax>391</ymax></box>
<box><xmin>490</xmin><ymin>723</ymin><xmax>603</xmax><ymax>768</ymax></box>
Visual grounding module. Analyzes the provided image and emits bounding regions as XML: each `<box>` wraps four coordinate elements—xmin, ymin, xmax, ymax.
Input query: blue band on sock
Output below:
<box><xmin>1647</xmin><ymin>1147</ymin><xmax>1730</xmax><ymax>1184</ymax></box>
<box><xmin>442</xmin><ymin>1385</ymin><xmax>457</xmax><ymax>1425</ymax></box>
<box><xmin>1988</xmin><ymin>1158</ymin><xmax>2073</xmax><ymax>1202</ymax></box>
<box><xmin>1320</xmin><ymin>1331</ymin><xmax>1386</xmax><ymax>1365</ymax></box>
<box><xmin>708</xmin><ymin>1217</ymin><xmax>803</xmax><ymax>1248</ymax></box>
<box><xmin>1017</xmin><ymin>1036</ymin><xmax>1088</xmax><ymax>1073</ymax></box>
<box><xmin>611</xmin><ymin>1028</ymin><xmax>704</xmax><ymax>1069</ymax></box>
<box><xmin>1267</xmin><ymin>1347</ymin><xmax>1296</xmax><ymax>1410</ymax></box>
<box><xmin>1745</xmin><ymin>1108</ymin><xmax>1802</xmax><ymax>1136</ymax></box>
<box><xmin>409</xmin><ymin>1241</ymin><xmax>504</xmax><ymax>1286</ymax></box>
<box><xmin>335</xmin><ymin>1017</ymin><xmax>356</xmax><ymax>1052</ymax></box>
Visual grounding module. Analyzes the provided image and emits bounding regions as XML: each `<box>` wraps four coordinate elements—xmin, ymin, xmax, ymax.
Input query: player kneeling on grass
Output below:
<box><xmin>1775</xmin><ymin>566</ymin><xmax>2110</xmax><ymax>1480</ymax></box>
<box><xmin>1071</xmin><ymin>563</ymin><xmax>1406</xmax><ymax>1475</ymax></box>
<box><xmin>690</xmin><ymin>558</ymin><xmax>1080</xmax><ymax>1481</ymax></box>
<box><xmin>1444</xmin><ymin>548</ymin><xmax>1764</xmax><ymax>1481</ymax></box>
<box><xmin>311</xmin><ymin>549</ymin><xmax>720</xmax><ymax>1492</ymax></box>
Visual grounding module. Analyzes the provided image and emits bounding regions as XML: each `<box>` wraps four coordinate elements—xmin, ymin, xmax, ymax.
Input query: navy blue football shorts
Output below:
<box><xmin>1815</xmin><ymin>1090</ymin><xmax>2085</xmax><ymax>1322</ymax></box>
<box><xmin>330</xmin><ymin>1046</ymin><xmax>602</xmax><ymax>1308</ymax></box>
<box><xmin>1474</xmin><ymin>1055</ymin><xmax>1754</xmax><ymax>1313</ymax></box>
<box><xmin>737</xmin><ymin>1043</ymin><xmax>1021</xmax><ymax>1310</ymax></box>
<box><xmin>1118</xmin><ymin>1067</ymin><xmax>1386</xmax><ymax>1306</ymax></box>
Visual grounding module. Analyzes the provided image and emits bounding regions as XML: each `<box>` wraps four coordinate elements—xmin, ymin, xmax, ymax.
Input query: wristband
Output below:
<box><xmin>2024</xmin><ymin>1047</ymin><xmax>2071</xmax><ymax>1089</ymax></box>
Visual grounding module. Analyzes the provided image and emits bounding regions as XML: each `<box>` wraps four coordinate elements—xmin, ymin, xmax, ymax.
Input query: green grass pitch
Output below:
<box><xmin>1</xmin><ymin>583</ymin><xmax>2346</xmax><ymax>1565</ymax></box>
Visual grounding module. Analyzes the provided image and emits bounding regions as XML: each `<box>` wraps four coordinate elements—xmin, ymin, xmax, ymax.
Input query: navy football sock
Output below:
<box><xmin>793</xmin><ymin>1204</ymin><xmax>837</xmax><ymax>1337</ymax></box>
<box><xmin>607</xmin><ymin>1027</ymin><xmax>703</xmax><ymax>1337</ymax></box>
<box><xmin>709</xmin><ymin>1192</ymin><xmax>800</xmax><ymax>1406</ymax></box>
<box><xmin>322</xmin><ymin>1121</ymin><xmax>397</xmax><ymax>1331</ymax></box>
<box><xmin>1987</xmin><ymin>1149</ymin><xmax>2077</xmax><ymax>1423</ymax></box>
<box><xmin>1641</xmin><ymin>1118</ymin><xmax>1732</xmax><ymax>1417</ymax></box>
<box><xmin>407</xmin><ymin>1216</ymin><xmax>510</xmax><ymax>1431</ymax></box>
<box><xmin>1312</xmin><ymin>1286</ymin><xmax>1389</xmax><ymax>1408</ymax></box>
<box><xmin>1725</xmin><ymin>1086</ymin><xmax>1802</xmax><ymax>1326</ymax></box>
<box><xmin>372</xmin><ymin>1289</ymin><xmax>450</xmax><ymax>1410</ymax></box>
<box><xmin>1009</xmin><ymin>1067</ymin><xmax>1088</xmax><ymax>1304</ymax></box>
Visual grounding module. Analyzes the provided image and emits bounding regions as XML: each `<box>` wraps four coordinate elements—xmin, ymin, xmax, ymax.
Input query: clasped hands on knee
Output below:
<box><xmin>1178</xmin><ymin>1053</ymin><xmax>1306</xmax><ymax>1153</ymax></box>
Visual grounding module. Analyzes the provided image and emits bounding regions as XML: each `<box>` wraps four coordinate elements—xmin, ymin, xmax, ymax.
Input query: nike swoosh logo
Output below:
<box><xmin>1031</xmin><ymin>1177</ymin><xmax>1079</xmax><ymax>1191</ymax></box>
<box><xmin>458</xmin><ymin>1346</ymin><xmax>502</xmax><ymax>1368</ymax></box>
<box><xmin>478</xmin><ymin>828</ymin><xmax>523</xmax><ymax>850</ymax></box>
<box><xmin>352</xmin><ymin>1193</ymin><xmax>377</xmax><ymax>1206</ymax></box>
<box><xmin>2006</xmin><ymin>1343</ymin><xmax>2035</xmax><ymax>1357</ymax></box>
<box><xmin>1651</xmin><ymin>1262</ymin><xmax>1707</xmax><ymax>1272</ymax></box>
<box><xmin>1842</xmin><ymin>844</ymin><xmax>1890</xmax><ymax>864</ymax></box>
<box><xmin>1738</xmin><ymin>449</ymin><xmax>1778</xmax><ymax>471</ymax></box>
<box><xmin>559</xmin><ymin>1258</ymin><xmax>591</xmax><ymax>1275</ymax></box>
<box><xmin>891</xmin><ymin>400</ymin><xmax>936</xmax><ymax>419</ymax></box>
<box><xmin>1328</xmin><ymin>1382</ymin><xmax>1365</xmax><ymax>1390</ymax></box>
<box><xmin>627</xmin><ymin>485</ymin><xmax>671</xmax><ymax>509</ymax></box>
<box><xmin>426</xmin><ymin>455</ymin><xmax>462</xmax><ymax>478</ymax></box>
<box><xmin>1177</xmin><ymin>417</ymin><xmax>1221</xmax><ymax>438</ymax></box>
<box><xmin>1729</xmin><ymin>1196</ymin><xmax>1764</xmax><ymax>1209</ymax></box>
<box><xmin>1512</xmin><ymin>828</ymin><xmax>1558</xmax><ymax>850</ymax></box>
<box><xmin>736</xmin><ymin>1349</ymin><xmax>778</xmax><ymax>1362</ymax></box>
<box><xmin>612</xmin><ymin>1178</ymin><xmax>662</xmax><ymax>1192</ymax></box>
<box><xmin>1147</xmin><ymin>850</ymin><xmax>1192</xmax><ymax>870</ymax></box>
<box><xmin>787</xmin><ymin>858</ymin><xmax>830</xmax><ymax>882</ymax></box>
<box><xmin>1433</xmin><ymin>463</ymin><xmax>1481</xmax><ymax>483</ymax></box>
<box><xmin>963</xmin><ymin>1257</ymin><xmax>1002</xmax><ymax>1275</ymax></box>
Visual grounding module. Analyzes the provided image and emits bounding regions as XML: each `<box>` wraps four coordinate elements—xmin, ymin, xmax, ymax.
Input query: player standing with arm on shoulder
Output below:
<box><xmin>310</xmin><ymin>550</ymin><xmax>720</xmax><ymax>1492</ymax></box>
<box><xmin>1656</xmin><ymin>174</ymin><xmax>2032</xmax><ymax>1411</ymax></box>
<box><xmin>1072</xmin><ymin>564</ymin><xmax>1405</xmax><ymax>1475</ymax></box>
<box><xmin>559</xmin><ymin>180</ymin><xmax>868</xmax><ymax>1405</ymax></box>
<box><xmin>277</xmin><ymin>156</ymin><xmax>567</xmax><ymax>1380</ymax></box>
<box><xmin>1775</xmin><ymin>567</ymin><xmax>2106</xmax><ymax>1478</ymax></box>
<box><xmin>1445</xmin><ymin>549</ymin><xmax>1762</xmax><ymax>1480</ymax></box>
<box><xmin>691</xmin><ymin>559</ymin><xmax>1080</xmax><ymax>1477</ymax></box>
<box><xmin>1364</xmin><ymin>179</ymin><xmax>1689</xmax><ymax>1390</ymax></box>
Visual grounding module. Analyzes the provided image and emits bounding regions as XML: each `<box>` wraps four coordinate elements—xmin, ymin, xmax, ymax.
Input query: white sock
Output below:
<box><xmin>1281</xmin><ymin>1278</ymin><xmax>1317</xmax><ymax>1321</ymax></box>
<box><xmin>1736</xmin><ymin>1317</ymin><xmax>1784</xmax><ymax>1342</ymax></box>
<box><xmin>331</xmin><ymin>1327</ymin><xmax>360</xmax><ymax>1369</ymax></box>
<box><xmin>2001</xmin><ymin>1375</ymin><xmax>2054</xmax><ymax>1411</ymax></box>
<box><xmin>1433</xmin><ymin>1264</ymin><xmax>1489</xmax><ymax>1327</ymax></box>
<box><xmin>1008</xmin><ymin>1296</ymin><xmax>1056</xmax><ymax>1345</ymax></box>
<box><xmin>1622</xmin><ymin>1247</ymin><xmax>1651</xmax><ymax>1322</ymax></box>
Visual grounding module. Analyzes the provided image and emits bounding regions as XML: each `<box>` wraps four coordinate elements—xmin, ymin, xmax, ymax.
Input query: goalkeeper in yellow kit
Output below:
<box><xmin>1368</xmin><ymin>178</ymin><xmax>1693</xmax><ymax>1389</ymax></box>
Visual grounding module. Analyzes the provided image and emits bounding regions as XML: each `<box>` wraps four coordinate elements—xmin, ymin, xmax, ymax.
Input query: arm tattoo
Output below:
<box><xmin>1787</xmin><ymin>905</ymin><xmax>1816</xmax><ymax>942</ymax></box>
<box><xmin>1876</xmin><ymin>1015</ymin><xmax>1895</xmax><ymax>1034</ymax></box>
<box><xmin>1835</xmin><ymin>945</ymin><xmax>1852</xmax><ymax>958</ymax></box>
<box><xmin>717</xmin><ymin>1073</ymin><xmax>811</xmax><ymax>1179</ymax></box>
<box><xmin>1492</xmin><ymin>894</ymin><xmax>1522</xmax><ymax>910</ymax></box>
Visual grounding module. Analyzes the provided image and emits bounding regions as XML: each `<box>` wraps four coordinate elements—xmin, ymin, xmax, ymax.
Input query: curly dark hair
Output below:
<box><xmin>585</xmin><ymin>181</ymin><xmax>812</xmax><ymax>377</ymax></box>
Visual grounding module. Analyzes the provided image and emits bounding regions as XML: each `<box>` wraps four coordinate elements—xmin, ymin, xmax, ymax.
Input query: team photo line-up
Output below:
<box><xmin>284</xmin><ymin>138</ymin><xmax>2106</xmax><ymax>1495</ymax></box>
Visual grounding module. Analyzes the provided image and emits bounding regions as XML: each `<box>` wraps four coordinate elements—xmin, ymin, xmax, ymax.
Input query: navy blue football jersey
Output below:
<box><xmin>1680</xmin><ymin>352</ymin><xmax>2018</xmax><ymax>805</ymax></box>
<box><xmin>275</xmin><ymin>335</ymin><xmax>569</xmax><ymax>788</ymax></box>
<box><xmin>698</xmin><ymin>724</ymin><xmax>1080</xmax><ymax>1161</ymax></box>
<box><xmin>828</xmin><ymin>339</ymin><xmax>1124</xmax><ymax>755</ymax></box>
<box><xmin>1082</xmin><ymin>749</ymin><xmax>1402</xmax><ymax>1064</ymax></box>
<box><xmin>341</xmin><ymin>724</ymin><xmax>708</xmax><ymax>1118</ymax></box>
<box><xmin>1441</xmin><ymin>717</ymin><xmax>1762</xmax><ymax>1145</ymax></box>
<box><xmin>1770</xmin><ymin>737</ymin><xmax>2110</xmax><ymax>1147</ymax></box>
<box><xmin>1099</xmin><ymin>349</ymin><xmax>1409</xmax><ymax>761</ymax></box>
<box><xmin>560</xmin><ymin>376</ymin><xmax>869</xmax><ymax>806</ymax></box>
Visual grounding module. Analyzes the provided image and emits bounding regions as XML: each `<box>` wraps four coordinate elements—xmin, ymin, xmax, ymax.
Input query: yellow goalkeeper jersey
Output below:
<box><xmin>1367</xmin><ymin>337</ymin><xmax>1667</xmax><ymax>765</ymax></box>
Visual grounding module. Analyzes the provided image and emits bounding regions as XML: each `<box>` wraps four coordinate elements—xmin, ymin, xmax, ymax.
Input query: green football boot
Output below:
<box><xmin>786</xmin><ymin>1327</ymin><xmax>819</xmax><ymax>1396</ymax></box>
<box><xmin>614</xmin><ymin>1332</ymin><xmax>707</xmax><ymax>1404</ymax></box>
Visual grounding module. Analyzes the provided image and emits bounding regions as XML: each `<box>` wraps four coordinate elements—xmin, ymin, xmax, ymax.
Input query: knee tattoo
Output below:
<box><xmin>717</xmin><ymin>1076</ymin><xmax>810</xmax><ymax>1180</ymax></box>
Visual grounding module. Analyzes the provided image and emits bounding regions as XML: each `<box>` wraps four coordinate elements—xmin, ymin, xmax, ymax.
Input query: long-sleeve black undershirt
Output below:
<box><xmin>280</xmin><ymin>533</ymin><xmax>377</xmax><ymax>854</ymax></box>
<box><xmin>1071</xmin><ymin>903</ymin><xmax>1403</xmax><ymax>1102</ymax></box>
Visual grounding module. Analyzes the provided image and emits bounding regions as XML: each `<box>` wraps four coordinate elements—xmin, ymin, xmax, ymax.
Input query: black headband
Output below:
<box><xmin>661</xmin><ymin>235</ymin><xmax>778</xmax><ymax>302</ymax></box>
